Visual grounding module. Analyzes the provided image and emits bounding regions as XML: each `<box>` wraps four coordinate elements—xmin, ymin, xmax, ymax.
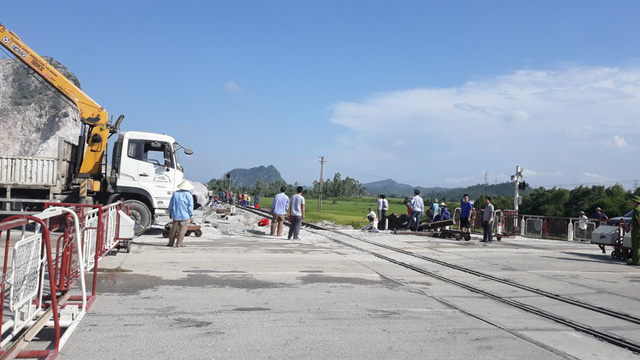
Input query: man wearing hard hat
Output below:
<box><xmin>167</xmin><ymin>180</ymin><xmax>195</xmax><ymax>247</ymax></box>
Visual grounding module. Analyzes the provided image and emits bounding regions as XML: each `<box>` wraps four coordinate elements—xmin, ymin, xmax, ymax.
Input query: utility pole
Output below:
<box><xmin>317</xmin><ymin>156</ymin><xmax>326</xmax><ymax>212</ymax></box>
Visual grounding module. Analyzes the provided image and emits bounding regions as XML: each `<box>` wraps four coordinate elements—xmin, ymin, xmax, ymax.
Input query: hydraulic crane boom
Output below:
<box><xmin>0</xmin><ymin>23</ymin><xmax>112</xmax><ymax>179</ymax></box>
<box><xmin>0</xmin><ymin>23</ymin><xmax>196</xmax><ymax>235</ymax></box>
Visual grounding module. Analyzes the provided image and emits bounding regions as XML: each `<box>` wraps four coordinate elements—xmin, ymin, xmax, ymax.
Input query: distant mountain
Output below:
<box><xmin>363</xmin><ymin>179</ymin><xmax>415</xmax><ymax>197</ymax></box>
<box><xmin>224</xmin><ymin>165</ymin><xmax>286</xmax><ymax>187</ymax></box>
<box><xmin>364</xmin><ymin>179</ymin><xmax>532</xmax><ymax>200</ymax></box>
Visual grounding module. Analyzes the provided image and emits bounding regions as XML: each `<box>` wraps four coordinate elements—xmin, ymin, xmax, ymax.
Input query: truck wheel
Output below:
<box><xmin>124</xmin><ymin>200</ymin><xmax>152</xmax><ymax>236</ymax></box>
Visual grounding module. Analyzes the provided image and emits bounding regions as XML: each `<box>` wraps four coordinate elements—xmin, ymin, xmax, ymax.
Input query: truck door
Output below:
<box><xmin>125</xmin><ymin>139</ymin><xmax>179</xmax><ymax>211</ymax></box>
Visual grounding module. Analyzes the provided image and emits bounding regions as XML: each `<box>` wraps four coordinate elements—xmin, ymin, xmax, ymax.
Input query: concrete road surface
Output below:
<box><xmin>57</xmin><ymin>210</ymin><xmax>640</xmax><ymax>359</ymax></box>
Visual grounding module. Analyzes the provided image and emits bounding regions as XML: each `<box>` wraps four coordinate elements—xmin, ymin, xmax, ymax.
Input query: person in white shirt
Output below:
<box><xmin>578</xmin><ymin>211</ymin><xmax>588</xmax><ymax>231</ymax></box>
<box><xmin>380</xmin><ymin>194</ymin><xmax>389</xmax><ymax>230</ymax></box>
<box><xmin>270</xmin><ymin>186</ymin><xmax>289</xmax><ymax>236</ymax></box>
<box><xmin>287</xmin><ymin>186</ymin><xmax>305</xmax><ymax>240</ymax></box>
<box><xmin>405</xmin><ymin>189</ymin><xmax>424</xmax><ymax>231</ymax></box>
<box><xmin>363</xmin><ymin>207</ymin><xmax>378</xmax><ymax>231</ymax></box>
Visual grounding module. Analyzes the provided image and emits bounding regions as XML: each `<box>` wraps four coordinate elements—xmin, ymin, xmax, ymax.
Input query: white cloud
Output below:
<box><xmin>612</xmin><ymin>135</ymin><xmax>628</xmax><ymax>148</ymax></box>
<box><xmin>328</xmin><ymin>66</ymin><xmax>640</xmax><ymax>188</ymax></box>
<box><xmin>224</xmin><ymin>81</ymin><xmax>242</xmax><ymax>93</ymax></box>
<box><xmin>582</xmin><ymin>172</ymin><xmax>608</xmax><ymax>181</ymax></box>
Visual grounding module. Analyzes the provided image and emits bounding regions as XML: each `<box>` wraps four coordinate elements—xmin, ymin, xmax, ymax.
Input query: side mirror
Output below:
<box><xmin>184</xmin><ymin>148</ymin><xmax>194</xmax><ymax>156</ymax></box>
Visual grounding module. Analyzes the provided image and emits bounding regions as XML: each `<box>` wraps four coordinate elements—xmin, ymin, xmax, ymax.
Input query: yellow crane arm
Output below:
<box><xmin>0</xmin><ymin>23</ymin><xmax>110</xmax><ymax>176</ymax></box>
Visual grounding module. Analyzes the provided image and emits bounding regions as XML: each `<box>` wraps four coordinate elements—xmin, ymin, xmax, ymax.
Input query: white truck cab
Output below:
<box><xmin>110</xmin><ymin>131</ymin><xmax>192</xmax><ymax>235</ymax></box>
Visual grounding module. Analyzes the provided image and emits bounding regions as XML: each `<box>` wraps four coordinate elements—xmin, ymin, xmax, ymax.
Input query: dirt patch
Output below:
<box><xmin>232</xmin><ymin>307</ymin><xmax>270</xmax><ymax>312</ymax></box>
<box><xmin>298</xmin><ymin>274</ymin><xmax>401</xmax><ymax>288</ymax></box>
<box><xmin>174</xmin><ymin>317</ymin><xmax>213</xmax><ymax>328</ymax></box>
<box><xmin>183</xmin><ymin>270</ymin><xmax>247</xmax><ymax>274</ymax></box>
<box><xmin>97</xmin><ymin>273</ymin><xmax>291</xmax><ymax>295</ymax></box>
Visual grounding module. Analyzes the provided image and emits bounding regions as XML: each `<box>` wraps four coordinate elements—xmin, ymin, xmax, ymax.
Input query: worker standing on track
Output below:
<box><xmin>288</xmin><ymin>186</ymin><xmax>306</xmax><ymax>240</ymax></box>
<box><xmin>480</xmin><ymin>197</ymin><xmax>494</xmax><ymax>243</ymax></box>
<box><xmin>628</xmin><ymin>195</ymin><xmax>640</xmax><ymax>266</ymax></box>
<box><xmin>167</xmin><ymin>180</ymin><xmax>194</xmax><ymax>248</ymax></box>
<box><xmin>380</xmin><ymin>194</ymin><xmax>389</xmax><ymax>230</ymax></box>
<box><xmin>270</xmin><ymin>186</ymin><xmax>289</xmax><ymax>237</ymax></box>
<box><xmin>460</xmin><ymin>194</ymin><xmax>473</xmax><ymax>234</ymax></box>
<box><xmin>405</xmin><ymin>189</ymin><xmax>424</xmax><ymax>231</ymax></box>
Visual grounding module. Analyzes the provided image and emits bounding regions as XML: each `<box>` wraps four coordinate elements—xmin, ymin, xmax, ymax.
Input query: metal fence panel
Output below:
<box><xmin>525</xmin><ymin>218</ymin><xmax>543</xmax><ymax>237</ymax></box>
<box><xmin>574</xmin><ymin>221</ymin><xmax>597</xmax><ymax>241</ymax></box>
<box><xmin>84</xmin><ymin>209</ymin><xmax>99</xmax><ymax>272</ymax></box>
<box><xmin>104</xmin><ymin>205</ymin><xmax>118</xmax><ymax>250</ymax></box>
<box><xmin>9</xmin><ymin>234</ymin><xmax>44</xmax><ymax>312</ymax></box>
<box><xmin>547</xmin><ymin>218</ymin><xmax>569</xmax><ymax>239</ymax></box>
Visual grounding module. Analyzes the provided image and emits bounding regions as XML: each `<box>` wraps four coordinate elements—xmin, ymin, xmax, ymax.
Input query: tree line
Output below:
<box><xmin>208</xmin><ymin>172</ymin><xmax>366</xmax><ymax>199</ymax></box>
<box><xmin>397</xmin><ymin>184</ymin><xmax>638</xmax><ymax>218</ymax></box>
<box><xmin>519</xmin><ymin>184</ymin><xmax>639</xmax><ymax>218</ymax></box>
<box><xmin>209</xmin><ymin>173</ymin><xmax>638</xmax><ymax>218</ymax></box>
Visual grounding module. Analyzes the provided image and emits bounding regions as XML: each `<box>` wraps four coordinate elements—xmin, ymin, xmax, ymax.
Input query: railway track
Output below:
<box><xmin>239</xmin><ymin>206</ymin><xmax>640</xmax><ymax>354</ymax></box>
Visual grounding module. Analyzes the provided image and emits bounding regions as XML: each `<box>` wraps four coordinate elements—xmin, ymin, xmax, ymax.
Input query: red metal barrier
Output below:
<box><xmin>501</xmin><ymin>210</ymin><xmax>520</xmax><ymax>237</ymax></box>
<box><xmin>0</xmin><ymin>214</ymin><xmax>62</xmax><ymax>359</ymax></box>
<box><xmin>45</xmin><ymin>201</ymin><xmax>129</xmax><ymax>298</ymax></box>
<box><xmin>0</xmin><ymin>201</ymin><xmax>130</xmax><ymax>358</ymax></box>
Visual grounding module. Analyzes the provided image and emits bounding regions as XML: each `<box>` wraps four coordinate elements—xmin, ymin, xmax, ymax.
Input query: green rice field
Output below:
<box><xmin>257</xmin><ymin>196</ymin><xmax>407</xmax><ymax>228</ymax></box>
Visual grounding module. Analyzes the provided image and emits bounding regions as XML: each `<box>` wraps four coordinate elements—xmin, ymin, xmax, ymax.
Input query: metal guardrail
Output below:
<box><xmin>0</xmin><ymin>201</ymin><xmax>131</xmax><ymax>359</ymax></box>
<box><xmin>450</xmin><ymin>208</ymin><xmax>608</xmax><ymax>242</ymax></box>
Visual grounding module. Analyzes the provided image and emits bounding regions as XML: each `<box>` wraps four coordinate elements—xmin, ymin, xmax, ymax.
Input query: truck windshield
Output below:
<box><xmin>128</xmin><ymin>140</ymin><xmax>174</xmax><ymax>168</ymax></box>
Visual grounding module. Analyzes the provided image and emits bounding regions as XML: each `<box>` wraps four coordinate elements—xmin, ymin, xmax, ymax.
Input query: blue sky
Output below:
<box><xmin>2</xmin><ymin>1</ymin><xmax>639</xmax><ymax>189</ymax></box>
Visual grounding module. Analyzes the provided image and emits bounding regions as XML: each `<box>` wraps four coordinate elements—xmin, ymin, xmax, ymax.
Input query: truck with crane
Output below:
<box><xmin>0</xmin><ymin>23</ymin><xmax>195</xmax><ymax>235</ymax></box>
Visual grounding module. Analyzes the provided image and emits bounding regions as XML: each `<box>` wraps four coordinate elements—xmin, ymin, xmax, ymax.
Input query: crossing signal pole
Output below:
<box><xmin>511</xmin><ymin>165</ymin><xmax>528</xmax><ymax>211</ymax></box>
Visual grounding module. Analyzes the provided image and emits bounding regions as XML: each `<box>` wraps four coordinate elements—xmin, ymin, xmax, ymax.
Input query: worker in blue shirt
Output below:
<box><xmin>460</xmin><ymin>194</ymin><xmax>473</xmax><ymax>233</ymax></box>
<box><xmin>435</xmin><ymin>202</ymin><xmax>451</xmax><ymax>222</ymax></box>
<box><xmin>167</xmin><ymin>180</ymin><xmax>194</xmax><ymax>247</ymax></box>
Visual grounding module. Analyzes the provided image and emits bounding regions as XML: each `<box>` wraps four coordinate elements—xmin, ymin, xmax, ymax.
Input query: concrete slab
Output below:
<box><xmin>54</xmin><ymin>209</ymin><xmax>640</xmax><ymax>359</ymax></box>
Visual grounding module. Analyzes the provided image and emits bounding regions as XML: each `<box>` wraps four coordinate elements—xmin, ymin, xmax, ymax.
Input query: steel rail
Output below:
<box><xmin>240</xmin><ymin>206</ymin><xmax>640</xmax><ymax>353</ymax></box>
